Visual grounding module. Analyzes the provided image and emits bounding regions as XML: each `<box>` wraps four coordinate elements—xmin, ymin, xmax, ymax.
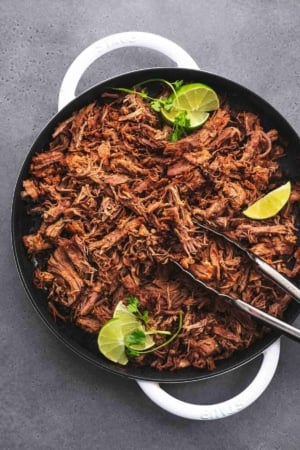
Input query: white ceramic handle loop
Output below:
<box><xmin>137</xmin><ymin>339</ymin><xmax>280</xmax><ymax>420</ymax></box>
<box><xmin>58</xmin><ymin>31</ymin><xmax>199</xmax><ymax>111</ymax></box>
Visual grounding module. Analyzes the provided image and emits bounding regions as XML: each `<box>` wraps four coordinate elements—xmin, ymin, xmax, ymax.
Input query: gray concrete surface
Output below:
<box><xmin>1</xmin><ymin>0</ymin><xmax>300</xmax><ymax>449</ymax></box>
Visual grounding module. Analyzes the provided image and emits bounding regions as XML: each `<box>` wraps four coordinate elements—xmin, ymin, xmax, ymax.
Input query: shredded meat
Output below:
<box><xmin>21</xmin><ymin>87</ymin><xmax>300</xmax><ymax>372</ymax></box>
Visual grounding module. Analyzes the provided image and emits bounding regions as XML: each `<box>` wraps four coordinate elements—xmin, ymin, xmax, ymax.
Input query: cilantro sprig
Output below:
<box><xmin>98</xmin><ymin>296</ymin><xmax>183</xmax><ymax>365</ymax></box>
<box><xmin>125</xmin><ymin>310</ymin><xmax>183</xmax><ymax>358</ymax></box>
<box><xmin>113</xmin><ymin>78</ymin><xmax>188</xmax><ymax>142</ymax></box>
<box><xmin>124</xmin><ymin>297</ymin><xmax>182</xmax><ymax>359</ymax></box>
<box><xmin>124</xmin><ymin>328</ymin><xmax>147</xmax><ymax>347</ymax></box>
<box><xmin>169</xmin><ymin>110</ymin><xmax>191</xmax><ymax>142</ymax></box>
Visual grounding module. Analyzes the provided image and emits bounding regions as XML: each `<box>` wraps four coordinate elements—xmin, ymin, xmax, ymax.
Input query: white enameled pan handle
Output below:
<box><xmin>137</xmin><ymin>339</ymin><xmax>281</xmax><ymax>420</ymax></box>
<box><xmin>58</xmin><ymin>31</ymin><xmax>199</xmax><ymax>110</ymax></box>
<box><xmin>58</xmin><ymin>33</ymin><xmax>281</xmax><ymax>419</ymax></box>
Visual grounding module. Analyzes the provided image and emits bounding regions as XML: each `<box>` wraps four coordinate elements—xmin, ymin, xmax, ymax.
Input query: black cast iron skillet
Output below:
<box><xmin>12</xmin><ymin>67</ymin><xmax>300</xmax><ymax>383</ymax></box>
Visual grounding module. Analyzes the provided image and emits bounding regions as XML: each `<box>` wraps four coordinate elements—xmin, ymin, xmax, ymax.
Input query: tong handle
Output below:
<box><xmin>173</xmin><ymin>260</ymin><xmax>300</xmax><ymax>342</ymax></box>
<box><xmin>252</xmin><ymin>256</ymin><xmax>300</xmax><ymax>304</ymax></box>
<box><xmin>194</xmin><ymin>219</ymin><xmax>300</xmax><ymax>304</ymax></box>
<box><xmin>235</xmin><ymin>299</ymin><xmax>300</xmax><ymax>342</ymax></box>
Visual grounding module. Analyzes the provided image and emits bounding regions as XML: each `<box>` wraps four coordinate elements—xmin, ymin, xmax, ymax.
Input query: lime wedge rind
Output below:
<box><xmin>113</xmin><ymin>301</ymin><xmax>131</xmax><ymax>318</ymax></box>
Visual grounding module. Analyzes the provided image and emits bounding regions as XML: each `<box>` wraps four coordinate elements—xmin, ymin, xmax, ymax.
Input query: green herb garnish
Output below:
<box><xmin>98</xmin><ymin>296</ymin><xmax>183</xmax><ymax>364</ymax></box>
<box><xmin>127</xmin><ymin>296</ymin><xmax>148</xmax><ymax>323</ymax></box>
<box><xmin>125</xmin><ymin>328</ymin><xmax>147</xmax><ymax>347</ymax></box>
<box><xmin>124</xmin><ymin>295</ymin><xmax>182</xmax><ymax>358</ymax></box>
<box><xmin>169</xmin><ymin>110</ymin><xmax>191</xmax><ymax>142</ymax></box>
<box><xmin>113</xmin><ymin>78</ymin><xmax>186</xmax><ymax>141</ymax></box>
<box><xmin>125</xmin><ymin>310</ymin><xmax>183</xmax><ymax>357</ymax></box>
<box><xmin>113</xmin><ymin>78</ymin><xmax>220</xmax><ymax>142</ymax></box>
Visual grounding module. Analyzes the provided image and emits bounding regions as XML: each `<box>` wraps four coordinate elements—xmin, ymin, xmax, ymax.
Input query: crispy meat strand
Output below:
<box><xmin>21</xmin><ymin>91</ymin><xmax>300</xmax><ymax>371</ymax></box>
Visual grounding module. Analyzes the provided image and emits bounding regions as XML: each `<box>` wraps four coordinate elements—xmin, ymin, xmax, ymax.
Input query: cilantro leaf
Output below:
<box><xmin>150</xmin><ymin>95</ymin><xmax>174</xmax><ymax>113</ymax></box>
<box><xmin>173</xmin><ymin>80</ymin><xmax>184</xmax><ymax>90</ymax></box>
<box><xmin>125</xmin><ymin>347</ymin><xmax>140</xmax><ymax>357</ymax></box>
<box><xmin>169</xmin><ymin>111</ymin><xmax>191</xmax><ymax>142</ymax></box>
<box><xmin>125</xmin><ymin>329</ymin><xmax>146</xmax><ymax>347</ymax></box>
<box><xmin>141</xmin><ymin>310</ymin><xmax>148</xmax><ymax>323</ymax></box>
<box><xmin>150</xmin><ymin>99</ymin><xmax>163</xmax><ymax>112</ymax></box>
<box><xmin>126</xmin><ymin>296</ymin><xmax>148</xmax><ymax>324</ymax></box>
<box><xmin>127</xmin><ymin>296</ymin><xmax>139</xmax><ymax>314</ymax></box>
<box><xmin>162</xmin><ymin>98</ymin><xmax>174</xmax><ymax>111</ymax></box>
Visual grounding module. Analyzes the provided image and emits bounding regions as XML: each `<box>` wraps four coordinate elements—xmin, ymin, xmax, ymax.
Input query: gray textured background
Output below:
<box><xmin>1</xmin><ymin>1</ymin><xmax>300</xmax><ymax>449</ymax></box>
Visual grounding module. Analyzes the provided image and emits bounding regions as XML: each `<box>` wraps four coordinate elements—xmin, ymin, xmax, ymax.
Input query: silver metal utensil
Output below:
<box><xmin>173</xmin><ymin>260</ymin><xmax>300</xmax><ymax>341</ymax></box>
<box><xmin>193</xmin><ymin>220</ymin><xmax>300</xmax><ymax>304</ymax></box>
<box><xmin>172</xmin><ymin>219</ymin><xmax>300</xmax><ymax>341</ymax></box>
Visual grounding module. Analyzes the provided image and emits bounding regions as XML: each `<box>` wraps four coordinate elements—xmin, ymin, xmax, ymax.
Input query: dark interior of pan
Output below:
<box><xmin>12</xmin><ymin>68</ymin><xmax>300</xmax><ymax>383</ymax></box>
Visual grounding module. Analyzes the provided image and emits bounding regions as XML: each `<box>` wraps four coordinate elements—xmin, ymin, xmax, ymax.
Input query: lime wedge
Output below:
<box><xmin>172</xmin><ymin>83</ymin><xmax>220</xmax><ymax>112</ymax></box>
<box><xmin>113</xmin><ymin>301</ymin><xmax>140</xmax><ymax>335</ymax></box>
<box><xmin>161</xmin><ymin>82</ymin><xmax>219</xmax><ymax>129</ymax></box>
<box><xmin>98</xmin><ymin>302</ymin><xmax>155</xmax><ymax>363</ymax></box>
<box><xmin>242</xmin><ymin>181</ymin><xmax>291</xmax><ymax>220</ymax></box>
<box><xmin>97</xmin><ymin>318</ymin><xmax>128</xmax><ymax>365</ymax></box>
<box><xmin>114</xmin><ymin>301</ymin><xmax>154</xmax><ymax>350</ymax></box>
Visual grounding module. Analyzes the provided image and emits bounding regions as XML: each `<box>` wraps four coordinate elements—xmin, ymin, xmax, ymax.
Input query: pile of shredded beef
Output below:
<box><xmin>21</xmin><ymin>89</ymin><xmax>300</xmax><ymax>371</ymax></box>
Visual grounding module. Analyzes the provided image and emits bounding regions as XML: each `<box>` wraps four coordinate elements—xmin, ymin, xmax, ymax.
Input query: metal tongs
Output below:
<box><xmin>173</xmin><ymin>220</ymin><xmax>300</xmax><ymax>342</ymax></box>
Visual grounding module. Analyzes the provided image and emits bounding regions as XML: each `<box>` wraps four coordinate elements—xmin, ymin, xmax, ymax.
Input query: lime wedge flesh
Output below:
<box><xmin>172</xmin><ymin>83</ymin><xmax>220</xmax><ymax>112</ymax></box>
<box><xmin>161</xmin><ymin>82</ymin><xmax>219</xmax><ymax>129</ymax></box>
<box><xmin>97</xmin><ymin>318</ymin><xmax>128</xmax><ymax>365</ymax></box>
<box><xmin>243</xmin><ymin>181</ymin><xmax>291</xmax><ymax>220</ymax></box>
<box><xmin>113</xmin><ymin>301</ymin><xmax>141</xmax><ymax>335</ymax></box>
